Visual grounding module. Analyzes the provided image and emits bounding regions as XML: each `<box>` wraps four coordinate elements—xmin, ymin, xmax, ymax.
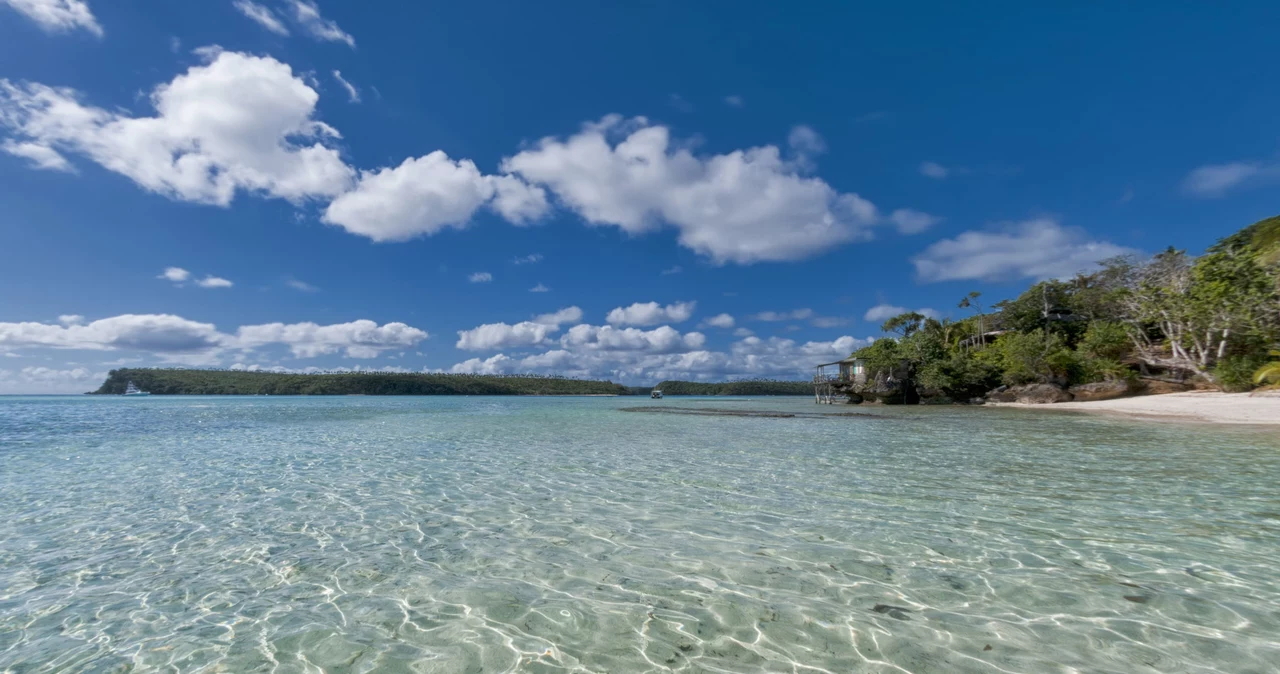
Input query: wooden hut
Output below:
<box><xmin>813</xmin><ymin>357</ymin><xmax>865</xmax><ymax>403</ymax></box>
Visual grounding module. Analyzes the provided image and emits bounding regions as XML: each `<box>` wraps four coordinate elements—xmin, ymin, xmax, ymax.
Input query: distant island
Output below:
<box><xmin>92</xmin><ymin>369</ymin><xmax>814</xmax><ymax>396</ymax></box>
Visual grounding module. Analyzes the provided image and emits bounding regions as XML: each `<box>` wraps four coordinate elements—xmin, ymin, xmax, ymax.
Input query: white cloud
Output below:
<box><xmin>810</xmin><ymin>316</ymin><xmax>850</xmax><ymax>328</ymax></box>
<box><xmin>288</xmin><ymin>0</ymin><xmax>354</xmax><ymax>47</ymax></box>
<box><xmin>456</xmin><ymin>306</ymin><xmax>582</xmax><ymax>351</ymax></box>
<box><xmin>660</xmin><ymin>265</ymin><xmax>682</xmax><ymax>275</ymax></box>
<box><xmin>787</xmin><ymin>124</ymin><xmax>826</xmax><ymax>157</ymax></box>
<box><xmin>0</xmin><ymin>366</ymin><xmax>105</xmax><ymax>394</ymax></box>
<box><xmin>605</xmin><ymin>301</ymin><xmax>695</xmax><ymax>326</ymax></box>
<box><xmin>331</xmin><ymin>70</ymin><xmax>360</xmax><ymax>103</ymax></box>
<box><xmin>724</xmin><ymin>95</ymin><xmax>744</xmax><ymax>108</ymax></box>
<box><xmin>195</xmin><ymin>275</ymin><xmax>233</xmax><ymax>288</ymax></box>
<box><xmin>234</xmin><ymin>320</ymin><xmax>427</xmax><ymax>358</ymax></box>
<box><xmin>912</xmin><ymin>218</ymin><xmax>1135</xmax><ymax>283</ymax></box>
<box><xmin>533</xmin><ymin>306</ymin><xmax>583</xmax><ymax>327</ymax></box>
<box><xmin>919</xmin><ymin>161</ymin><xmax>949</xmax><ymax>179</ymax></box>
<box><xmin>468</xmin><ymin>271</ymin><xmax>492</xmax><ymax>283</ymax></box>
<box><xmin>513</xmin><ymin>253</ymin><xmax>543</xmax><ymax>265</ymax></box>
<box><xmin>0</xmin><ymin>314</ymin><xmax>427</xmax><ymax>360</ymax></box>
<box><xmin>448</xmin><ymin>333</ymin><xmax>872</xmax><ymax>383</ymax></box>
<box><xmin>2</xmin><ymin>139</ymin><xmax>74</xmax><ymax>172</ymax></box>
<box><xmin>862</xmin><ymin>304</ymin><xmax>939</xmax><ymax>323</ymax></box>
<box><xmin>1</xmin><ymin>0</ymin><xmax>102</xmax><ymax>36</ymax></box>
<box><xmin>529</xmin><ymin>283</ymin><xmax>550</xmax><ymax>293</ymax></box>
<box><xmin>751</xmin><ymin>308</ymin><xmax>814</xmax><ymax>322</ymax></box>
<box><xmin>456</xmin><ymin>321</ymin><xmax>557</xmax><ymax>351</ymax></box>
<box><xmin>158</xmin><ymin>267</ymin><xmax>191</xmax><ymax>283</ymax></box>
<box><xmin>560</xmin><ymin>324</ymin><xmax>705</xmax><ymax>354</ymax></box>
<box><xmin>502</xmin><ymin>115</ymin><xmax>880</xmax><ymax>264</ymax></box>
<box><xmin>0</xmin><ymin>51</ymin><xmax>354</xmax><ymax>206</ymax></box>
<box><xmin>57</xmin><ymin>314</ymin><xmax>84</xmax><ymax>326</ymax></box>
<box><xmin>1181</xmin><ymin>161</ymin><xmax>1269</xmax><ymax>198</ymax></box>
<box><xmin>321</xmin><ymin>151</ymin><xmax>546</xmax><ymax>241</ymax></box>
<box><xmin>890</xmin><ymin>208</ymin><xmax>940</xmax><ymax>234</ymax></box>
<box><xmin>702</xmin><ymin>313</ymin><xmax>735</xmax><ymax>328</ymax></box>
<box><xmin>286</xmin><ymin>278</ymin><xmax>318</xmax><ymax>292</ymax></box>
<box><xmin>232</xmin><ymin>0</ymin><xmax>288</xmax><ymax>36</ymax></box>
<box><xmin>732</xmin><ymin>327</ymin><xmax>754</xmax><ymax>338</ymax></box>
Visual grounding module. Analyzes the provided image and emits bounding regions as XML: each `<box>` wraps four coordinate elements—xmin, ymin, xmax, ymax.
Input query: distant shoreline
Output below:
<box><xmin>990</xmin><ymin>390</ymin><xmax>1280</xmax><ymax>425</ymax></box>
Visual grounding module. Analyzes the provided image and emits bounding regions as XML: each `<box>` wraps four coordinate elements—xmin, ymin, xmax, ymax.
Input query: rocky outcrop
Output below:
<box><xmin>1140</xmin><ymin>379</ymin><xmax>1192</xmax><ymax>395</ymax></box>
<box><xmin>987</xmin><ymin>383</ymin><xmax>1073</xmax><ymax>404</ymax></box>
<box><xmin>1068</xmin><ymin>379</ymin><xmax>1139</xmax><ymax>402</ymax></box>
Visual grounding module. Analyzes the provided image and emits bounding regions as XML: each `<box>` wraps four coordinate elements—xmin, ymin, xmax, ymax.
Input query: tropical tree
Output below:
<box><xmin>1256</xmin><ymin>351</ymin><xmax>1280</xmax><ymax>386</ymax></box>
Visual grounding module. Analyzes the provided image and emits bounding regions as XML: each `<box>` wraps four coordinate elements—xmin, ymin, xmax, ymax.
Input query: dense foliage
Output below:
<box><xmin>653</xmin><ymin>380</ymin><xmax>814</xmax><ymax>396</ymax></box>
<box><xmin>852</xmin><ymin>216</ymin><xmax>1280</xmax><ymax>398</ymax></box>
<box><xmin>94</xmin><ymin>369</ymin><xmax>632</xmax><ymax>396</ymax></box>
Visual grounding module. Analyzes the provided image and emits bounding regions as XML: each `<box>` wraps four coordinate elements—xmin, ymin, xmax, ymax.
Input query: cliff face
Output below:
<box><xmin>93</xmin><ymin>369</ymin><xmax>630</xmax><ymax>396</ymax></box>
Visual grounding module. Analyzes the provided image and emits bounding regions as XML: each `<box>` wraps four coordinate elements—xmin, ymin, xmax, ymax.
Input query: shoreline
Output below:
<box><xmin>990</xmin><ymin>390</ymin><xmax>1280</xmax><ymax>425</ymax></box>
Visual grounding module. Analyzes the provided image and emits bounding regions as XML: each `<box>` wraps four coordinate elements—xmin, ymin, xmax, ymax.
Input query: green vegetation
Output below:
<box><xmin>851</xmin><ymin>216</ymin><xmax>1280</xmax><ymax>399</ymax></box>
<box><xmin>653</xmin><ymin>380</ymin><xmax>814</xmax><ymax>396</ymax></box>
<box><xmin>94</xmin><ymin>369</ymin><xmax>631</xmax><ymax>396</ymax></box>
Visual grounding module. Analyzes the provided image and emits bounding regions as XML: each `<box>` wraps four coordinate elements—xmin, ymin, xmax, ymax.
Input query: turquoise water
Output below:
<box><xmin>1</xmin><ymin>396</ymin><xmax>1278</xmax><ymax>673</ymax></box>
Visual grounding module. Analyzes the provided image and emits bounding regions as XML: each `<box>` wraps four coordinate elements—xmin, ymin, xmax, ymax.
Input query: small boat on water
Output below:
<box><xmin>123</xmin><ymin>381</ymin><xmax>151</xmax><ymax>396</ymax></box>
<box><xmin>650</xmin><ymin>389</ymin><xmax>664</xmax><ymax>399</ymax></box>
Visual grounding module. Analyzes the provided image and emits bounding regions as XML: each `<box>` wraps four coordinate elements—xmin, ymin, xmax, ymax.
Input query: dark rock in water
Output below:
<box><xmin>871</xmin><ymin>604</ymin><xmax>912</xmax><ymax>621</ymax></box>
<box><xmin>988</xmin><ymin>383</ymin><xmax>1073</xmax><ymax>404</ymax></box>
<box><xmin>1069</xmin><ymin>379</ymin><xmax>1139</xmax><ymax>402</ymax></box>
<box><xmin>983</xmin><ymin>644</ymin><xmax>993</xmax><ymax>652</ymax></box>
<box><xmin>1123</xmin><ymin>595</ymin><xmax>1150</xmax><ymax>604</ymax></box>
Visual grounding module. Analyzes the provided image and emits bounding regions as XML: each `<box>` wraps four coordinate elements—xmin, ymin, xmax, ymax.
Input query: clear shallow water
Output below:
<box><xmin>1</xmin><ymin>396</ymin><xmax>1278</xmax><ymax>673</ymax></box>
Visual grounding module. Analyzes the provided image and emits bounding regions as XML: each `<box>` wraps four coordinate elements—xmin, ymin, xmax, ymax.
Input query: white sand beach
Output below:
<box><xmin>1003</xmin><ymin>390</ymin><xmax>1280</xmax><ymax>425</ymax></box>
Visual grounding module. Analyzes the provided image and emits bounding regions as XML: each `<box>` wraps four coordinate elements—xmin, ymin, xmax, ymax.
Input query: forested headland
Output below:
<box><xmin>849</xmin><ymin>215</ymin><xmax>1280</xmax><ymax>403</ymax></box>
<box><xmin>91</xmin><ymin>370</ymin><xmax>817</xmax><ymax>396</ymax></box>
<box><xmin>93</xmin><ymin>369</ymin><xmax>632</xmax><ymax>396</ymax></box>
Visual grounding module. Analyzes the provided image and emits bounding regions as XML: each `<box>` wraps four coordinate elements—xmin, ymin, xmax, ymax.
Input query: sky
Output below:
<box><xmin>2</xmin><ymin>1</ymin><xmax>1279</xmax><ymax>392</ymax></box>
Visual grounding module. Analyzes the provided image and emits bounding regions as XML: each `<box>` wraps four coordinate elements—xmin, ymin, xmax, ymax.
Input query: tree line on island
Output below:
<box><xmin>92</xmin><ymin>369</ymin><xmax>816</xmax><ymax>396</ymax></box>
<box><xmin>848</xmin><ymin>215</ymin><xmax>1280</xmax><ymax>404</ymax></box>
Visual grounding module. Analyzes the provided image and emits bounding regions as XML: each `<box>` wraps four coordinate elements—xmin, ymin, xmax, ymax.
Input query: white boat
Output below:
<box><xmin>123</xmin><ymin>381</ymin><xmax>151</xmax><ymax>396</ymax></box>
<box><xmin>650</xmin><ymin>389</ymin><xmax>663</xmax><ymax>399</ymax></box>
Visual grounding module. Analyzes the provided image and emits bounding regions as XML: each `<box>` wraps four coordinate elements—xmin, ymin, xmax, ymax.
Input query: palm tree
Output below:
<box><xmin>1255</xmin><ymin>351</ymin><xmax>1280</xmax><ymax>386</ymax></box>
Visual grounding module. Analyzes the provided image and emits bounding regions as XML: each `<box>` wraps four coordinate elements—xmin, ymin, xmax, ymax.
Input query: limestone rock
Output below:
<box><xmin>1068</xmin><ymin>379</ymin><xmax>1138</xmax><ymax>402</ymax></box>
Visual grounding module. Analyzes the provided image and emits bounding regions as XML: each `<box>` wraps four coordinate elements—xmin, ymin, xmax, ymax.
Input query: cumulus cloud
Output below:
<box><xmin>863</xmin><ymin>304</ymin><xmax>940</xmax><ymax>323</ymax></box>
<box><xmin>195</xmin><ymin>275</ymin><xmax>233</xmax><ymax>288</ymax></box>
<box><xmin>332</xmin><ymin>70</ymin><xmax>359</xmax><ymax>103</ymax></box>
<box><xmin>513</xmin><ymin>253</ymin><xmax>543</xmax><ymax>265</ymax></box>
<box><xmin>158</xmin><ymin>267</ymin><xmax>191</xmax><ymax>283</ymax></box>
<box><xmin>751</xmin><ymin>308</ymin><xmax>814</xmax><ymax>322</ymax></box>
<box><xmin>321</xmin><ymin>151</ymin><xmax>547</xmax><ymax>241</ymax></box>
<box><xmin>605</xmin><ymin>301</ymin><xmax>695</xmax><ymax>326</ymax></box>
<box><xmin>0</xmin><ymin>51</ymin><xmax>354</xmax><ymax>206</ymax></box>
<box><xmin>502</xmin><ymin>115</ymin><xmax>880</xmax><ymax>264</ymax></box>
<box><xmin>702</xmin><ymin>313</ymin><xmax>735</xmax><ymax>329</ymax></box>
<box><xmin>890</xmin><ymin>208</ymin><xmax>940</xmax><ymax>234</ymax></box>
<box><xmin>288</xmin><ymin>0</ymin><xmax>354</xmax><ymax>47</ymax></box>
<box><xmin>57</xmin><ymin>314</ymin><xmax>84</xmax><ymax>326</ymax></box>
<box><xmin>2</xmin><ymin>139</ymin><xmax>74</xmax><ymax>172</ymax></box>
<box><xmin>0</xmin><ymin>314</ymin><xmax>427</xmax><ymax>360</ymax></box>
<box><xmin>533</xmin><ymin>306</ymin><xmax>583</xmax><ymax>326</ymax></box>
<box><xmin>468</xmin><ymin>271</ymin><xmax>492</xmax><ymax>283</ymax></box>
<box><xmin>1181</xmin><ymin>161</ymin><xmax>1273</xmax><ymax>198</ymax></box>
<box><xmin>561</xmin><ymin>324</ymin><xmax>704</xmax><ymax>354</ymax></box>
<box><xmin>0</xmin><ymin>366</ymin><xmax>105</xmax><ymax>394</ymax></box>
<box><xmin>529</xmin><ymin>283</ymin><xmax>550</xmax><ymax>293</ymax></box>
<box><xmin>912</xmin><ymin>218</ymin><xmax>1135</xmax><ymax>283</ymax></box>
<box><xmin>1</xmin><ymin>0</ymin><xmax>102</xmax><ymax>36</ymax></box>
<box><xmin>233</xmin><ymin>0</ymin><xmax>288</xmax><ymax>36</ymax></box>
<box><xmin>236</xmin><ymin>319</ymin><xmax>427</xmax><ymax>358</ymax></box>
<box><xmin>286</xmin><ymin>278</ymin><xmax>318</xmax><ymax>292</ymax></box>
<box><xmin>455</xmin><ymin>306</ymin><xmax>582</xmax><ymax>351</ymax></box>
<box><xmin>810</xmin><ymin>316</ymin><xmax>850</xmax><ymax>328</ymax></box>
<box><xmin>449</xmin><ymin>333</ymin><xmax>871</xmax><ymax>383</ymax></box>
<box><xmin>919</xmin><ymin>161</ymin><xmax>949</xmax><ymax>179</ymax></box>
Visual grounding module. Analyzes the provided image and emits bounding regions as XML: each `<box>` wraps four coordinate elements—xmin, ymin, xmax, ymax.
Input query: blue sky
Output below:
<box><xmin>2</xmin><ymin>1</ymin><xmax>1278</xmax><ymax>392</ymax></box>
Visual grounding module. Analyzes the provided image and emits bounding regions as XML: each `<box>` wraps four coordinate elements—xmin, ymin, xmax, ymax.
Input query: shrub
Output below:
<box><xmin>1214</xmin><ymin>354</ymin><xmax>1269</xmax><ymax>392</ymax></box>
<box><xmin>1079</xmin><ymin>321</ymin><xmax>1130</xmax><ymax>361</ymax></box>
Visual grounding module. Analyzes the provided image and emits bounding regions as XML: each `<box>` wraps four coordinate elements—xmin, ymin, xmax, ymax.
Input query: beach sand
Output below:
<box><xmin>997</xmin><ymin>390</ymin><xmax>1280</xmax><ymax>425</ymax></box>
